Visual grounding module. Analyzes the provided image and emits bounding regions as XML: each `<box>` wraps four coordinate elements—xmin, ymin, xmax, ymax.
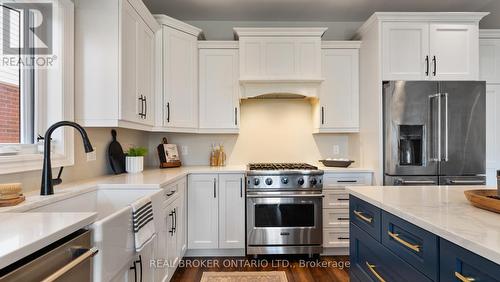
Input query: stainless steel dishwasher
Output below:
<box><xmin>0</xmin><ymin>229</ymin><xmax>97</xmax><ymax>282</ymax></box>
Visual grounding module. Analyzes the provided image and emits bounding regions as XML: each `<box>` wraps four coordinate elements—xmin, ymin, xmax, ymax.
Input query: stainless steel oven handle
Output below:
<box><xmin>246</xmin><ymin>194</ymin><xmax>324</xmax><ymax>198</ymax></box>
<box><xmin>41</xmin><ymin>247</ymin><xmax>98</xmax><ymax>282</ymax></box>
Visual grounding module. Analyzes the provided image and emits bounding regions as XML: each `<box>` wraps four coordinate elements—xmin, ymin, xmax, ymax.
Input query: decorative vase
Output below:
<box><xmin>126</xmin><ymin>156</ymin><xmax>144</xmax><ymax>173</ymax></box>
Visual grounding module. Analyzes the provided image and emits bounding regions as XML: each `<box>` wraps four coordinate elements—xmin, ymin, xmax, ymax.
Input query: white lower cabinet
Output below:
<box><xmin>154</xmin><ymin>177</ymin><xmax>187</xmax><ymax>282</ymax></box>
<box><xmin>188</xmin><ymin>174</ymin><xmax>245</xmax><ymax>251</ymax></box>
<box><xmin>127</xmin><ymin>236</ymin><xmax>157</xmax><ymax>282</ymax></box>
<box><xmin>322</xmin><ymin>172</ymin><xmax>372</xmax><ymax>254</ymax></box>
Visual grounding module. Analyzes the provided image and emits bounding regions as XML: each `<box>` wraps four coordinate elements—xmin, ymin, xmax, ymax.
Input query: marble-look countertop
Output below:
<box><xmin>347</xmin><ymin>186</ymin><xmax>500</xmax><ymax>265</ymax></box>
<box><xmin>0</xmin><ymin>212</ymin><xmax>97</xmax><ymax>269</ymax></box>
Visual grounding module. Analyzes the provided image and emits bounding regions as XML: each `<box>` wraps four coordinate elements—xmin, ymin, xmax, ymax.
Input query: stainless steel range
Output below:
<box><xmin>246</xmin><ymin>163</ymin><xmax>324</xmax><ymax>255</ymax></box>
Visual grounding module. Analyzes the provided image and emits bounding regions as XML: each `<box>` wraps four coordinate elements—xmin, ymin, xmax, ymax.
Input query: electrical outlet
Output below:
<box><xmin>87</xmin><ymin>148</ymin><xmax>97</xmax><ymax>162</ymax></box>
<box><xmin>181</xmin><ymin>146</ymin><xmax>188</xmax><ymax>156</ymax></box>
<box><xmin>333</xmin><ymin>145</ymin><xmax>340</xmax><ymax>156</ymax></box>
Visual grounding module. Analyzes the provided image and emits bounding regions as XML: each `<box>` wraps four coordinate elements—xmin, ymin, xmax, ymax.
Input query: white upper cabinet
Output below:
<box><xmin>316</xmin><ymin>42</ymin><xmax>360</xmax><ymax>133</ymax></box>
<box><xmin>235</xmin><ymin>28</ymin><xmax>326</xmax><ymax>81</ymax></box>
<box><xmin>377</xmin><ymin>13</ymin><xmax>486</xmax><ymax>81</ymax></box>
<box><xmin>198</xmin><ymin>42</ymin><xmax>240</xmax><ymax>133</ymax></box>
<box><xmin>429</xmin><ymin>23</ymin><xmax>478</xmax><ymax>80</ymax></box>
<box><xmin>382</xmin><ymin>22</ymin><xmax>430</xmax><ymax>80</ymax></box>
<box><xmin>75</xmin><ymin>0</ymin><xmax>159</xmax><ymax>130</ymax></box>
<box><xmin>480</xmin><ymin>30</ymin><xmax>500</xmax><ymax>84</ymax></box>
<box><xmin>157</xmin><ymin>15</ymin><xmax>201</xmax><ymax>131</ymax></box>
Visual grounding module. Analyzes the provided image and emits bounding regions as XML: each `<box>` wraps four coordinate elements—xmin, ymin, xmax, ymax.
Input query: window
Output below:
<box><xmin>0</xmin><ymin>5</ymin><xmax>37</xmax><ymax>145</ymax></box>
<box><xmin>0</xmin><ymin>0</ymin><xmax>74</xmax><ymax>174</ymax></box>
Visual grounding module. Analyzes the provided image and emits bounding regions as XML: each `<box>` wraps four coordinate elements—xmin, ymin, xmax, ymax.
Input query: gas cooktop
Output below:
<box><xmin>248</xmin><ymin>163</ymin><xmax>318</xmax><ymax>171</ymax></box>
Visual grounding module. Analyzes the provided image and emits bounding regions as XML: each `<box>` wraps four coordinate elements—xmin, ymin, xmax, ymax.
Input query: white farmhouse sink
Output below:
<box><xmin>27</xmin><ymin>188</ymin><xmax>162</xmax><ymax>282</ymax></box>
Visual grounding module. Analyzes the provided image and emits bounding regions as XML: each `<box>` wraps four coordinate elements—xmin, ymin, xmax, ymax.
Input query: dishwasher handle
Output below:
<box><xmin>41</xmin><ymin>247</ymin><xmax>98</xmax><ymax>282</ymax></box>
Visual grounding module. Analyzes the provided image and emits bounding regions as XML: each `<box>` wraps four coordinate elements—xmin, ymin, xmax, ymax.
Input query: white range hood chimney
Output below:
<box><xmin>234</xmin><ymin>27</ymin><xmax>327</xmax><ymax>99</ymax></box>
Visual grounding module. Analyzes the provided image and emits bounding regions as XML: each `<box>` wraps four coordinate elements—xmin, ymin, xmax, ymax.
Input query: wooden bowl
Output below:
<box><xmin>464</xmin><ymin>189</ymin><xmax>500</xmax><ymax>214</ymax></box>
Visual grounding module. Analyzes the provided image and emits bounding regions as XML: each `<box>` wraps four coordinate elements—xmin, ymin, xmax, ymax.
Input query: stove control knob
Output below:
<box><xmin>281</xmin><ymin>177</ymin><xmax>289</xmax><ymax>184</ymax></box>
<box><xmin>265</xmin><ymin>178</ymin><xmax>273</xmax><ymax>185</ymax></box>
<box><xmin>310</xmin><ymin>178</ymin><xmax>318</xmax><ymax>186</ymax></box>
<box><xmin>253</xmin><ymin>178</ymin><xmax>260</xmax><ymax>186</ymax></box>
<box><xmin>297</xmin><ymin>178</ymin><xmax>305</xmax><ymax>185</ymax></box>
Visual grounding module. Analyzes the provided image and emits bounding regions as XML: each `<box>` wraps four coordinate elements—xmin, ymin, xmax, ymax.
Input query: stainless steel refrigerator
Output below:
<box><xmin>383</xmin><ymin>81</ymin><xmax>486</xmax><ymax>186</ymax></box>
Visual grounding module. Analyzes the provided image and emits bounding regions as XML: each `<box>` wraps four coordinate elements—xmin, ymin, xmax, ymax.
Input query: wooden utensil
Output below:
<box><xmin>107</xmin><ymin>129</ymin><xmax>126</xmax><ymax>174</ymax></box>
<box><xmin>464</xmin><ymin>189</ymin><xmax>500</xmax><ymax>214</ymax></box>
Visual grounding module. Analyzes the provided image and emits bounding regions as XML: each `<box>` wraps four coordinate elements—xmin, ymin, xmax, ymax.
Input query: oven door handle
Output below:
<box><xmin>246</xmin><ymin>194</ymin><xmax>324</xmax><ymax>198</ymax></box>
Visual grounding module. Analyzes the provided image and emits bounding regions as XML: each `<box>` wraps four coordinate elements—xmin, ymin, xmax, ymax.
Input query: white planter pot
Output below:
<box><xmin>126</xmin><ymin>156</ymin><xmax>144</xmax><ymax>173</ymax></box>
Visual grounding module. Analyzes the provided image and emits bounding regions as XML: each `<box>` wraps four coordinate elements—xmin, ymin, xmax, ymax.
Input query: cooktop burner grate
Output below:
<box><xmin>248</xmin><ymin>163</ymin><xmax>318</xmax><ymax>171</ymax></box>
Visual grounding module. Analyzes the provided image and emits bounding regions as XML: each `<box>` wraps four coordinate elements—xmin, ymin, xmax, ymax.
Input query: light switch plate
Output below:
<box><xmin>333</xmin><ymin>145</ymin><xmax>340</xmax><ymax>155</ymax></box>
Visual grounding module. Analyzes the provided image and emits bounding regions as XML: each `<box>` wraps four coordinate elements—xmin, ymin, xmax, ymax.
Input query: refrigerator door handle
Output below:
<box><xmin>442</xmin><ymin>93</ymin><xmax>449</xmax><ymax>162</ymax></box>
<box><xmin>428</xmin><ymin>93</ymin><xmax>441</xmax><ymax>162</ymax></box>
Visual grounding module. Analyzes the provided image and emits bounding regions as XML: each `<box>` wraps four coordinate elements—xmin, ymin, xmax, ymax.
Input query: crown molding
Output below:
<box><xmin>233</xmin><ymin>27</ymin><xmax>328</xmax><ymax>39</ymax></box>
<box><xmin>154</xmin><ymin>14</ymin><xmax>202</xmax><ymax>37</ymax></box>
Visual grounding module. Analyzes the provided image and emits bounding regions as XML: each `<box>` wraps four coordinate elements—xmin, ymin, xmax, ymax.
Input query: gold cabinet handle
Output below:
<box><xmin>365</xmin><ymin>262</ymin><xmax>386</xmax><ymax>282</ymax></box>
<box><xmin>354</xmin><ymin>210</ymin><xmax>373</xmax><ymax>223</ymax></box>
<box><xmin>455</xmin><ymin>272</ymin><xmax>476</xmax><ymax>282</ymax></box>
<box><xmin>387</xmin><ymin>231</ymin><xmax>421</xmax><ymax>252</ymax></box>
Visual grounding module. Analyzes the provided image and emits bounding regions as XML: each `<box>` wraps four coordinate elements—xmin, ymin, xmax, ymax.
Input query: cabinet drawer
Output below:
<box><xmin>350</xmin><ymin>196</ymin><xmax>381</xmax><ymax>241</ymax></box>
<box><xmin>323</xmin><ymin>209</ymin><xmax>349</xmax><ymax>227</ymax></box>
<box><xmin>324</xmin><ymin>228</ymin><xmax>350</xmax><ymax>248</ymax></box>
<box><xmin>323</xmin><ymin>191</ymin><xmax>349</xmax><ymax>209</ymax></box>
<box><xmin>350</xmin><ymin>223</ymin><xmax>432</xmax><ymax>282</ymax></box>
<box><xmin>440</xmin><ymin>238</ymin><xmax>500</xmax><ymax>282</ymax></box>
<box><xmin>324</xmin><ymin>173</ymin><xmax>372</xmax><ymax>190</ymax></box>
<box><xmin>381</xmin><ymin>211</ymin><xmax>439</xmax><ymax>281</ymax></box>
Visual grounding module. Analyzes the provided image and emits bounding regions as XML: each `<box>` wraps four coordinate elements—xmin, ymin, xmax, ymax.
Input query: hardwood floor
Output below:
<box><xmin>171</xmin><ymin>256</ymin><xmax>350</xmax><ymax>282</ymax></box>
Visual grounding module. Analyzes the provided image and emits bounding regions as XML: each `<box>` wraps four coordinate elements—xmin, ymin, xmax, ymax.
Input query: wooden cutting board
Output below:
<box><xmin>107</xmin><ymin>129</ymin><xmax>126</xmax><ymax>174</ymax></box>
<box><xmin>464</xmin><ymin>189</ymin><xmax>500</xmax><ymax>214</ymax></box>
<box><xmin>0</xmin><ymin>195</ymin><xmax>25</xmax><ymax>207</ymax></box>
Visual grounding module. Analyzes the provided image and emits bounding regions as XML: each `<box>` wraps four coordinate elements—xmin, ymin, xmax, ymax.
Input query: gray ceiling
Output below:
<box><xmin>143</xmin><ymin>0</ymin><xmax>498</xmax><ymax>25</ymax></box>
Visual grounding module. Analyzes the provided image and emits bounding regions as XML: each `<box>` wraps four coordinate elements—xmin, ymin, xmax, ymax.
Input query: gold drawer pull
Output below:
<box><xmin>354</xmin><ymin>210</ymin><xmax>373</xmax><ymax>223</ymax></box>
<box><xmin>387</xmin><ymin>231</ymin><xmax>421</xmax><ymax>252</ymax></box>
<box><xmin>366</xmin><ymin>262</ymin><xmax>386</xmax><ymax>282</ymax></box>
<box><xmin>455</xmin><ymin>272</ymin><xmax>476</xmax><ymax>282</ymax></box>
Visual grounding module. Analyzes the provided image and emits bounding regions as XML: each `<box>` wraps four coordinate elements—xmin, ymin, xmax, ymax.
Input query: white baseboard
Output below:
<box><xmin>184</xmin><ymin>248</ymin><xmax>246</xmax><ymax>257</ymax></box>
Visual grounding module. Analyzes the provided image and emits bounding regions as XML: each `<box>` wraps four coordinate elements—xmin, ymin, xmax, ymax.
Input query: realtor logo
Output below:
<box><xmin>2</xmin><ymin>2</ymin><xmax>53</xmax><ymax>55</ymax></box>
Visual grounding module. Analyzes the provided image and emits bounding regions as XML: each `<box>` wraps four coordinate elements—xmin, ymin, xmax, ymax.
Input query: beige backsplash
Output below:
<box><xmin>149</xmin><ymin>99</ymin><xmax>359</xmax><ymax>166</ymax></box>
<box><xmin>1</xmin><ymin>128</ymin><xmax>150</xmax><ymax>193</ymax></box>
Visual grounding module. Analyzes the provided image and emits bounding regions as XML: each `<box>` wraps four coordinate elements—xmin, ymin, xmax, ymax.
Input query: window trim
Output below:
<box><xmin>0</xmin><ymin>0</ymin><xmax>75</xmax><ymax>175</ymax></box>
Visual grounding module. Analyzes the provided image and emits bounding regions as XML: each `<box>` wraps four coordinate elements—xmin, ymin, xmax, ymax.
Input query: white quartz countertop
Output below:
<box><xmin>0</xmin><ymin>212</ymin><xmax>97</xmax><ymax>269</ymax></box>
<box><xmin>347</xmin><ymin>186</ymin><xmax>500</xmax><ymax>265</ymax></box>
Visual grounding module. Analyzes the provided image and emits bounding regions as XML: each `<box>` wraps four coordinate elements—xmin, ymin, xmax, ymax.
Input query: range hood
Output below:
<box><xmin>239</xmin><ymin>79</ymin><xmax>323</xmax><ymax>99</ymax></box>
<box><xmin>235</xmin><ymin>27</ymin><xmax>327</xmax><ymax>99</ymax></box>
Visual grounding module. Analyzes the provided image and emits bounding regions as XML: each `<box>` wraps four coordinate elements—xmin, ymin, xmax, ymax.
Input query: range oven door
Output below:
<box><xmin>246</xmin><ymin>193</ymin><xmax>323</xmax><ymax>248</ymax></box>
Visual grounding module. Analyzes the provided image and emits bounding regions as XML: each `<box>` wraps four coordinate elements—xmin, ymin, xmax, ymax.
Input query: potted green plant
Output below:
<box><xmin>125</xmin><ymin>146</ymin><xmax>148</xmax><ymax>173</ymax></box>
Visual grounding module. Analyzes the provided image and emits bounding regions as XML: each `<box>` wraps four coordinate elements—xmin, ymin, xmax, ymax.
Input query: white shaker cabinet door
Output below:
<box><xmin>382</xmin><ymin>22</ymin><xmax>430</xmax><ymax>80</ymax></box>
<box><xmin>319</xmin><ymin>48</ymin><xmax>359</xmax><ymax>132</ymax></box>
<box><xmin>218</xmin><ymin>174</ymin><xmax>245</xmax><ymax>249</ymax></box>
<box><xmin>187</xmin><ymin>174</ymin><xmax>219</xmax><ymax>249</ymax></box>
<box><xmin>136</xmin><ymin>20</ymin><xmax>155</xmax><ymax>125</ymax></box>
<box><xmin>120</xmin><ymin>0</ymin><xmax>141</xmax><ymax>124</ymax></box>
<box><xmin>429</xmin><ymin>23</ymin><xmax>479</xmax><ymax>80</ymax></box>
<box><xmin>199</xmin><ymin>48</ymin><xmax>240</xmax><ymax>132</ymax></box>
<box><xmin>480</xmin><ymin>38</ymin><xmax>500</xmax><ymax>84</ymax></box>
<box><xmin>486</xmin><ymin>84</ymin><xmax>500</xmax><ymax>186</ymax></box>
<box><xmin>163</xmin><ymin>27</ymin><xmax>198</xmax><ymax>129</ymax></box>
